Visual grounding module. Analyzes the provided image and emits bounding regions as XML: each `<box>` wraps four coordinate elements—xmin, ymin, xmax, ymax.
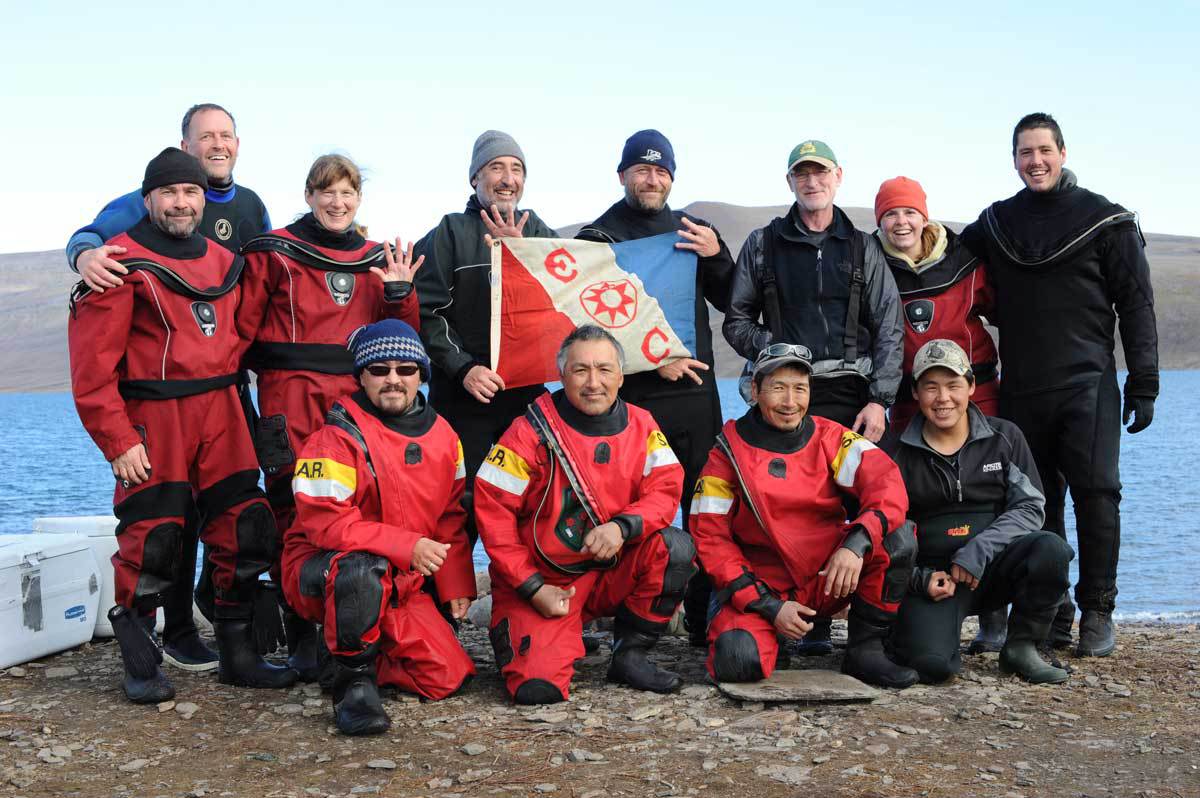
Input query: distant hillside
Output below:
<box><xmin>4</xmin><ymin>205</ymin><xmax>1196</xmax><ymax>391</ymax></box>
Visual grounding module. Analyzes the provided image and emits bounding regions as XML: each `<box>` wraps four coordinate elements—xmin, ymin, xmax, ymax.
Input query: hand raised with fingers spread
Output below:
<box><xmin>481</xmin><ymin>204</ymin><xmax>530</xmax><ymax>248</ymax></box>
<box><xmin>371</xmin><ymin>237</ymin><xmax>424</xmax><ymax>284</ymax></box>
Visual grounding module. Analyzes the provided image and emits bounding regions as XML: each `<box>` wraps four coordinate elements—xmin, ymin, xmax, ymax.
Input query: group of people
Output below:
<box><xmin>67</xmin><ymin>104</ymin><xmax>1158</xmax><ymax>737</ymax></box>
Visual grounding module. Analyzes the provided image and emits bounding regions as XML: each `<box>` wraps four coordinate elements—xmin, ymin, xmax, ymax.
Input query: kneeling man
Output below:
<box><xmin>691</xmin><ymin>344</ymin><xmax>918</xmax><ymax>688</ymax></box>
<box><xmin>282</xmin><ymin>320</ymin><xmax>476</xmax><ymax>735</ymax></box>
<box><xmin>884</xmin><ymin>340</ymin><xmax>1073</xmax><ymax>683</ymax></box>
<box><xmin>475</xmin><ymin>325</ymin><xmax>696</xmax><ymax>704</ymax></box>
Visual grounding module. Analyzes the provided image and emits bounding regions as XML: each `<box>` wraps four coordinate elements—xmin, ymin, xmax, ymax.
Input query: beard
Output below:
<box><xmin>624</xmin><ymin>182</ymin><xmax>669</xmax><ymax>213</ymax></box>
<box><xmin>156</xmin><ymin>210</ymin><xmax>200</xmax><ymax>239</ymax></box>
<box><xmin>374</xmin><ymin>385</ymin><xmax>413</xmax><ymax>416</ymax></box>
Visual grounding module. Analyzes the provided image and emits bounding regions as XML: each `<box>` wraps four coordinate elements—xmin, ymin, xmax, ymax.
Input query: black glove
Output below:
<box><xmin>1122</xmin><ymin>395</ymin><xmax>1154</xmax><ymax>434</ymax></box>
<box><xmin>252</xmin><ymin>581</ymin><xmax>287</xmax><ymax>655</ymax></box>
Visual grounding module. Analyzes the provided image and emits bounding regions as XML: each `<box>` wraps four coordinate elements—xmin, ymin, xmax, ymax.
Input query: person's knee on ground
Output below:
<box><xmin>513</xmin><ymin>678</ymin><xmax>565</xmax><ymax>705</ymax></box>
<box><xmin>711</xmin><ymin>628</ymin><xmax>765</xmax><ymax>683</ymax></box>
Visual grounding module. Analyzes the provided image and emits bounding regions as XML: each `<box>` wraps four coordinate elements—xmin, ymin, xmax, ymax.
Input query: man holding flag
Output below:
<box><xmin>413</xmin><ymin>131</ymin><xmax>556</xmax><ymax>542</ymax></box>
<box><xmin>576</xmin><ymin>129</ymin><xmax>734</xmax><ymax>647</ymax></box>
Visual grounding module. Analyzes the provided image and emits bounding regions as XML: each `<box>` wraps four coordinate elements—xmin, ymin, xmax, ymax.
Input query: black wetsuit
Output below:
<box><xmin>884</xmin><ymin>406</ymin><xmax>1073</xmax><ymax>681</ymax></box>
<box><xmin>576</xmin><ymin>199</ymin><xmax>734</xmax><ymax>640</ymax></box>
<box><xmin>960</xmin><ymin>169</ymin><xmax>1158</xmax><ymax>613</ymax></box>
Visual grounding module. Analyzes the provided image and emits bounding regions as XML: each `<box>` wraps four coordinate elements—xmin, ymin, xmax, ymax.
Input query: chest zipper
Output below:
<box><xmin>816</xmin><ymin>249</ymin><xmax>831</xmax><ymax>343</ymax></box>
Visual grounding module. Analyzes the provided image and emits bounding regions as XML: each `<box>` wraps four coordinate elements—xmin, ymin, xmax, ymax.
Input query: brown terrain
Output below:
<box><xmin>3</xmin><ymin>203</ymin><xmax>1197</xmax><ymax>391</ymax></box>
<box><xmin>1</xmin><ymin>607</ymin><xmax>1197</xmax><ymax>798</ymax></box>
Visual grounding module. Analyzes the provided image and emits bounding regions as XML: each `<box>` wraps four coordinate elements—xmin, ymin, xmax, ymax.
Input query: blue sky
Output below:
<box><xmin>2</xmin><ymin>0</ymin><xmax>1196</xmax><ymax>253</ymax></box>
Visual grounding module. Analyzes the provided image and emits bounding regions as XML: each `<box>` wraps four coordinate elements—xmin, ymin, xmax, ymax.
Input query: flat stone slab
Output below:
<box><xmin>718</xmin><ymin>669</ymin><xmax>880</xmax><ymax>703</ymax></box>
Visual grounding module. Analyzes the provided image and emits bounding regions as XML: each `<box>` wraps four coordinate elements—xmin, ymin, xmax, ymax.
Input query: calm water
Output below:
<box><xmin>2</xmin><ymin>374</ymin><xmax>1197</xmax><ymax>620</ymax></box>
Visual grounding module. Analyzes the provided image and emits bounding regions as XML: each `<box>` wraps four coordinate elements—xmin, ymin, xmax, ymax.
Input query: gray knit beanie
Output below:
<box><xmin>469</xmin><ymin>130</ymin><xmax>526</xmax><ymax>183</ymax></box>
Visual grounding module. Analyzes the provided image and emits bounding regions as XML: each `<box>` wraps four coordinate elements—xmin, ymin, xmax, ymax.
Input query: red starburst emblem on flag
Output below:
<box><xmin>579</xmin><ymin>279</ymin><xmax>639</xmax><ymax>329</ymax></box>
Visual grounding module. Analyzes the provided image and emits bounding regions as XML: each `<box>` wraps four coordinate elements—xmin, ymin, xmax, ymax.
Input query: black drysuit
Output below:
<box><xmin>960</xmin><ymin>169</ymin><xmax>1158</xmax><ymax>612</ymax></box>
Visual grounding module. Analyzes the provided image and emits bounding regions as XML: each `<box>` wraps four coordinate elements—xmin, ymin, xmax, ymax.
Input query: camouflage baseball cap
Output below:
<box><xmin>911</xmin><ymin>339</ymin><xmax>973</xmax><ymax>381</ymax></box>
<box><xmin>787</xmin><ymin>140</ymin><xmax>838</xmax><ymax>171</ymax></box>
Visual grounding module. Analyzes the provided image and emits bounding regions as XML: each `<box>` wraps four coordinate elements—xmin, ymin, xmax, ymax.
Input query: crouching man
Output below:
<box><xmin>474</xmin><ymin>325</ymin><xmax>696</xmax><ymax>704</ymax></box>
<box><xmin>883</xmin><ymin>340</ymin><xmax>1073</xmax><ymax>684</ymax></box>
<box><xmin>691</xmin><ymin>344</ymin><xmax>919</xmax><ymax>688</ymax></box>
<box><xmin>69</xmin><ymin>148</ymin><xmax>296</xmax><ymax>704</ymax></box>
<box><xmin>281</xmin><ymin>320</ymin><xmax>476</xmax><ymax>735</ymax></box>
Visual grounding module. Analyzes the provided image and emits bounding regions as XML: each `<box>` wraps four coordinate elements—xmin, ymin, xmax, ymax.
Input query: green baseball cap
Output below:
<box><xmin>787</xmin><ymin>140</ymin><xmax>838</xmax><ymax>171</ymax></box>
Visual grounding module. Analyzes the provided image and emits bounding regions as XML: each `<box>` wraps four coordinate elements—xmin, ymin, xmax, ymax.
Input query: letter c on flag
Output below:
<box><xmin>642</xmin><ymin>327</ymin><xmax>670</xmax><ymax>364</ymax></box>
<box><xmin>545</xmin><ymin>248</ymin><xmax>578</xmax><ymax>283</ymax></box>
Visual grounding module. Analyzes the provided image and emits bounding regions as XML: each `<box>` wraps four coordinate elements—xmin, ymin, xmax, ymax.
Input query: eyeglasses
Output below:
<box><xmin>364</xmin><ymin>363</ymin><xmax>420</xmax><ymax>378</ymax></box>
<box><xmin>756</xmin><ymin>343</ymin><xmax>813</xmax><ymax>364</ymax></box>
<box><xmin>789</xmin><ymin>167</ymin><xmax>831</xmax><ymax>182</ymax></box>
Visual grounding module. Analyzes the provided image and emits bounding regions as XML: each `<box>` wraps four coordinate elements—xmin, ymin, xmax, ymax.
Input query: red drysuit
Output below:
<box><xmin>237</xmin><ymin>217</ymin><xmax>421</xmax><ymax>532</ymax></box>
<box><xmin>690</xmin><ymin>412</ymin><xmax>913</xmax><ymax>680</ymax></box>
<box><xmin>886</xmin><ymin>233</ymin><xmax>1000</xmax><ymax>430</ymax></box>
<box><xmin>474</xmin><ymin>391</ymin><xmax>693</xmax><ymax>699</ymax></box>
<box><xmin>69</xmin><ymin>218</ymin><xmax>275</xmax><ymax>614</ymax></box>
<box><xmin>282</xmin><ymin>392</ymin><xmax>475</xmax><ymax>700</ymax></box>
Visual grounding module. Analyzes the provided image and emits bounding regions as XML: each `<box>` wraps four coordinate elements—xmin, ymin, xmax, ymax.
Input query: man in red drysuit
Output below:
<box><xmin>282</xmin><ymin>319</ymin><xmax>476</xmax><ymax>735</ymax></box>
<box><xmin>69</xmin><ymin>147</ymin><xmax>296</xmax><ymax>704</ymax></box>
<box><xmin>474</xmin><ymin>324</ymin><xmax>696</xmax><ymax>705</ymax></box>
<box><xmin>691</xmin><ymin>343</ymin><xmax>919</xmax><ymax>688</ymax></box>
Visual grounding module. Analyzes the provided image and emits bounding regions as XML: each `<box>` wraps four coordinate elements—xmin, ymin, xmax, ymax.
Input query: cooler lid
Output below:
<box><xmin>0</xmin><ymin>533</ymin><xmax>94</xmax><ymax>570</ymax></box>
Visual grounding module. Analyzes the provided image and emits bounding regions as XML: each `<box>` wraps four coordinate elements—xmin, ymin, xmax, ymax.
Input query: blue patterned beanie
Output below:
<box><xmin>347</xmin><ymin>320</ymin><xmax>430</xmax><ymax>381</ymax></box>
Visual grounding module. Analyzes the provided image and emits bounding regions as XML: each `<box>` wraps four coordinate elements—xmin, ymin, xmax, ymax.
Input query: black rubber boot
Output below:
<box><xmin>283</xmin><ymin>607</ymin><xmax>322</xmax><ymax>682</ymax></box>
<box><xmin>842</xmin><ymin>605</ymin><xmax>918</xmax><ymax>689</ymax></box>
<box><xmin>163</xmin><ymin>630</ymin><xmax>219</xmax><ymax>672</ymax></box>
<box><xmin>606</xmin><ymin>617</ymin><xmax>681</xmax><ymax>694</ymax></box>
<box><xmin>999</xmin><ymin>639</ymin><xmax>1069</xmax><ymax>684</ymax></box>
<box><xmin>968</xmin><ymin>607</ymin><xmax>1009</xmax><ymax>654</ymax></box>
<box><xmin>790</xmin><ymin>617</ymin><xmax>834</xmax><ymax>657</ymax></box>
<box><xmin>215</xmin><ymin>617</ymin><xmax>299</xmax><ymax>689</ymax></box>
<box><xmin>331</xmin><ymin>648</ymin><xmax>391</xmax><ymax>736</ymax></box>
<box><xmin>109</xmin><ymin>606</ymin><xmax>175</xmax><ymax>704</ymax></box>
<box><xmin>1076</xmin><ymin>610</ymin><xmax>1116</xmax><ymax>657</ymax></box>
<box><xmin>1047</xmin><ymin>594</ymin><xmax>1076</xmax><ymax>649</ymax></box>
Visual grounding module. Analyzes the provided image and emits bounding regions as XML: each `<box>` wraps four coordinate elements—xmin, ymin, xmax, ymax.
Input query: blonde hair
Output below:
<box><xmin>304</xmin><ymin>154</ymin><xmax>363</xmax><ymax>195</ymax></box>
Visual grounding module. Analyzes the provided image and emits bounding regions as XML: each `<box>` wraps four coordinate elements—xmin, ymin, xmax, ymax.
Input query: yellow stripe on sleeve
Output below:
<box><xmin>830</xmin><ymin>430</ymin><xmax>877</xmax><ymax>488</ymax></box>
<box><xmin>293</xmin><ymin>458</ymin><xmax>357</xmax><ymax>501</ymax></box>
<box><xmin>692</xmin><ymin>475</ymin><xmax>735</xmax><ymax>515</ymax></box>
<box><xmin>476</xmin><ymin>444</ymin><xmax>533</xmax><ymax>496</ymax></box>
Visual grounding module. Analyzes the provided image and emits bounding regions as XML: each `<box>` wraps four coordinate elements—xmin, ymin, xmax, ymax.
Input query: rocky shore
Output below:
<box><xmin>2</xmin><ymin>616</ymin><xmax>1197</xmax><ymax>798</ymax></box>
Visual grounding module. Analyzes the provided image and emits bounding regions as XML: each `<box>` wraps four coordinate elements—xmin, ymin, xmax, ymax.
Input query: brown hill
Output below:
<box><xmin>4</xmin><ymin>205</ymin><xmax>1195</xmax><ymax>391</ymax></box>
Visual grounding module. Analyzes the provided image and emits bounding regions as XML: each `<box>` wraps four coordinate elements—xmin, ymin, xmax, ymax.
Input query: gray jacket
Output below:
<box><xmin>722</xmin><ymin>204</ymin><xmax>903</xmax><ymax>408</ymax></box>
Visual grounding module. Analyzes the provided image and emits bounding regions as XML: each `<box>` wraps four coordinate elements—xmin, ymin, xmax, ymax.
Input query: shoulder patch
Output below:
<box><xmin>692</xmin><ymin>475</ymin><xmax>735</xmax><ymax>516</ymax></box>
<box><xmin>293</xmin><ymin>458</ymin><xmax>357</xmax><ymax>501</ymax></box>
<box><xmin>830</xmin><ymin>430</ymin><xmax>877</xmax><ymax>488</ymax></box>
<box><xmin>477</xmin><ymin>443</ymin><xmax>532</xmax><ymax>496</ymax></box>
<box><xmin>644</xmin><ymin>429</ymin><xmax>680</xmax><ymax>476</ymax></box>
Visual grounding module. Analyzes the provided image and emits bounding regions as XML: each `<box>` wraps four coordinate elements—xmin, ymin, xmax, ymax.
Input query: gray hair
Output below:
<box><xmin>556</xmin><ymin>324</ymin><xmax>626</xmax><ymax>374</ymax></box>
<box><xmin>181</xmin><ymin>103</ymin><xmax>236</xmax><ymax>139</ymax></box>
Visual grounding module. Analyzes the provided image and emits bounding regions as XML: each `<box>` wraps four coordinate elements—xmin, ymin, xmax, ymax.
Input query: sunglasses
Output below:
<box><xmin>755</xmin><ymin>343</ymin><xmax>813</xmax><ymax>364</ymax></box>
<box><xmin>364</xmin><ymin>364</ymin><xmax>420</xmax><ymax>378</ymax></box>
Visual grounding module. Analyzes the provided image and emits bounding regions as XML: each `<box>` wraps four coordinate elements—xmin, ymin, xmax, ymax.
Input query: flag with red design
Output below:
<box><xmin>489</xmin><ymin>233</ymin><xmax>697</xmax><ymax>389</ymax></box>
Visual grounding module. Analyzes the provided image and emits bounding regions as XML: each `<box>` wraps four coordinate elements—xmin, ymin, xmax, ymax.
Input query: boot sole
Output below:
<box><xmin>998</xmin><ymin>661</ymin><xmax>1070</xmax><ymax>684</ymax></box>
<box><xmin>163</xmin><ymin>651</ymin><xmax>219</xmax><ymax>672</ymax></box>
<box><xmin>1075</xmin><ymin>641</ymin><xmax>1116</xmax><ymax>658</ymax></box>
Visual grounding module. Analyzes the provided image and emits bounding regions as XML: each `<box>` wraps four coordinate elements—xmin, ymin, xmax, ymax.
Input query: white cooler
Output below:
<box><xmin>0</xmin><ymin>534</ymin><xmax>101</xmax><ymax>669</ymax></box>
<box><xmin>32</xmin><ymin>516</ymin><xmax>175</xmax><ymax>637</ymax></box>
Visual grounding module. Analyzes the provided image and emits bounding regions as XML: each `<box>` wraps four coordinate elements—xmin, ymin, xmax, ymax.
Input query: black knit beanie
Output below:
<box><xmin>141</xmin><ymin>147</ymin><xmax>208</xmax><ymax>196</ymax></box>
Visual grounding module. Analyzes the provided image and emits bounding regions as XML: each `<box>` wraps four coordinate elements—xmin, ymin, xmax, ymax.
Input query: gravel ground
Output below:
<box><xmin>1</xmin><ymin>617</ymin><xmax>1197</xmax><ymax>798</ymax></box>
